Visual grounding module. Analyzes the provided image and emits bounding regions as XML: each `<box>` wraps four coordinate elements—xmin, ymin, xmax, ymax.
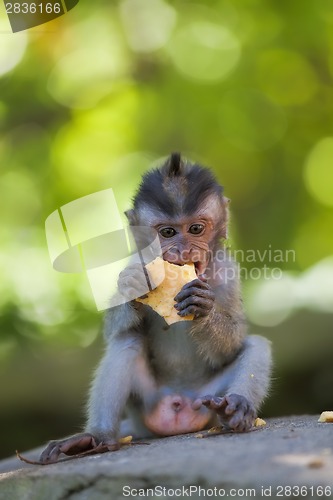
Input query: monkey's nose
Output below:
<box><xmin>179</xmin><ymin>248</ymin><xmax>191</xmax><ymax>262</ymax></box>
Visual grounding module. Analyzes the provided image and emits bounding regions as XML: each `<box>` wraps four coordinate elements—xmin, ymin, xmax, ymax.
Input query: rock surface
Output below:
<box><xmin>0</xmin><ymin>416</ymin><xmax>332</xmax><ymax>500</ymax></box>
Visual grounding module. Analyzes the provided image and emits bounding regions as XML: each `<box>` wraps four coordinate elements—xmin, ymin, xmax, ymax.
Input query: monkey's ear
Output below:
<box><xmin>223</xmin><ymin>196</ymin><xmax>231</xmax><ymax>205</ymax></box>
<box><xmin>124</xmin><ymin>209</ymin><xmax>138</xmax><ymax>225</ymax></box>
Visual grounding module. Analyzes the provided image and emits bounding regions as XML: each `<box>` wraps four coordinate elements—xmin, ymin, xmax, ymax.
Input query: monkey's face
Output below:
<box><xmin>155</xmin><ymin>215</ymin><xmax>215</xmax><ymax>276</ymax></box>
<box><xmin>128</xmin><ymin>157</ymin><xmax>229</xmax><ymax>275</ymax></box>
<box><xmin>132</xmin><ymin>193</ymin><xmax>227</xmax><ymax>277</ymax></box>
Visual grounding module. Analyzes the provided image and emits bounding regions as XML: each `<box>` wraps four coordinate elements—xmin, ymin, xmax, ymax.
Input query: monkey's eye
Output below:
<box><xmin>159</xmin><ymin>227</ymin><xmax>177</xmax><ymax>238</ymax></box>
<box><xmin>189</xmin><ymin>224</ymin><xmax>204</xmax><ymax>235</ymax></box>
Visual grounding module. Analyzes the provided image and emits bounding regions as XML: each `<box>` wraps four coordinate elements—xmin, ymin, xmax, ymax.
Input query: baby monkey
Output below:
<box><xmin>40</xmin><ymin>153</ymin><xmax>271</xmax><ymax>463</ymax></box>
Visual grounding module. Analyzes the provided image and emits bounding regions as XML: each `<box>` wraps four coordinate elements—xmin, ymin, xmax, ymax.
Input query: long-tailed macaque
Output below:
<box><xmin>40</xmin><ymin>153</ymin><xmax>271</xmax><ymax>463</ymax></box>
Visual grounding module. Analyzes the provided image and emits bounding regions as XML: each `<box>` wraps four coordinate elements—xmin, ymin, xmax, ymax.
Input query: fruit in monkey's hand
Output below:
<box><xmin>136</xmin><ymin>257</ymin><xmax>197</xmax><ymax>325</ymax></box>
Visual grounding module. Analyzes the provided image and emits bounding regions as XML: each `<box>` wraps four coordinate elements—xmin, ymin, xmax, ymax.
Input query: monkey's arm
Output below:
<box><xmin>175</xmin><ymin>258</ymin><xmax>246</xmax><ymax>365</ymax></box>
<box><xmin>193</xmin><ymin>282</ymin><xmax>246</xmax><ymax>364</ymax></box>
<box><xmin>175</xmin><ymin>253</ymin><xmax>272</xmax><ymax>431</ymax></box>
<box><xmin>193</xmin><ymin>335</ymin><xmax>272</xmax><ymax>431</ymax></box>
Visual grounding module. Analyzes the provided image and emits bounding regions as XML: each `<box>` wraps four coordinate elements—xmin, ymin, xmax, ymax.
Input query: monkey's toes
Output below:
<box><xmin>39</xmin><ymin>433</ymin><xmax>98</xmax><ymax>464</ymax></box>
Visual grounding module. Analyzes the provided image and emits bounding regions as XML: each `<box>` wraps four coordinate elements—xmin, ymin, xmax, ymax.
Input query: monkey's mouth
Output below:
<box><xmin>165</xmin><ymin>258</ymin><xmax>205</xmax><ymax>276</ymax></box>
<box><xmin>194</xmin><ymin>261</ymin><xmax>205</xmax><ymax>276</ymax></box>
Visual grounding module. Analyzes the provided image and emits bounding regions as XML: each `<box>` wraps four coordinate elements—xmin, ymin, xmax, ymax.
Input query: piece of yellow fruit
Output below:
<box><xmin>119</xmin><ymin>435</ymin><xmax>133</xmax><ymax>444</ymax></box>
<box><xmin>207</xmin><ymin>426</ymin><xmax>223</xmax><ymax>434</ymax></box>
<box><xmin>254</xmin><ymin>417</ymin><xmax>267</xmax><ymax>427</ymax></box>
<box><xmin>136</xmin><ymin>257</ymin><xmax>197</xmax><ymax>325</ymax></box>
<box><xmin>318</xmin><ymin>411</ymin><xmax>333</xmax><ymax>423</ymax></box>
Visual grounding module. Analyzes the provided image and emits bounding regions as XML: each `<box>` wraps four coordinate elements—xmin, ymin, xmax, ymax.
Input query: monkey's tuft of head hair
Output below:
<box><xmin>166</xmin><ymin>152</ymin><xmax>183</xmax><ymax>177</ymax></box>
<box><xmin>132</xmin><ymin>153</ymin><xmax>224</xmax><ymax>219</ymax></box>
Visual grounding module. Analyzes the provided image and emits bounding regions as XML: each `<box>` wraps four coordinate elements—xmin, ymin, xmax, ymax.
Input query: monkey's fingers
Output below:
<box><xmin>118</xmin><ymin>265</ymin><xmax>150</xmax><ymax>298</ymax></box>
<box><xmin>220</xmin><ymin>394</ymin><xmax>256</xmax><ymax>432</ymax></box>
<box><xmin>118</xmin><ymin>277</ymin><xmax>149</xmax><ymax>297</ymax></box>
<box><xmin>120</xmin><ymin>276</ymin><xmax>145</xmax><ymax>289</ymax></box>
<box><xmin>224</xmin><ymin>394</ymin><xmax>241</xmax><ymax>415</ymax></box>
<box><xmin>224</xmin><ymin>394</ymin><xmax>255</xmax><ymax>415</ymax></box>
<box><xmin>191</xmin><ymin>398</ymin><xmax>204</xmax><ymax>410</ymax></box>
<box><xmin>192</xmin><ymin>395</ymin><xmax>227</xmax><ymax>412</ymax></box>
<box><xmin>175</xmin><ymin>296</ymin><xmax>214</xmax><ymax>312</ymax></box>
<box><xmin>197</xmin><ymin>394</ymin><xmax>255</xmax><ymax>432</ymax></box>
<box><xmin>228</xmin><ymin>415</ymin><xmax>253</xmax><ymax>432</ymax></box>
<box><xmin>120</xmin><ymin>263</ymin><xmax>146</xmax><ymax>274</ymax></box>
<box><xmin>174</xmin><ymin>286</ymin><xmax>214</xmax><ymax>303</ymax></box>
<box><xmin>127</xmin><ymin>287</ymin><xmax>149</xmax><ymax>300</ymax></box>
<box><xmin>176</xmin><ymin>303</ymin><xmax>214</xmax><ymax>318</ymax></box>
<box><xmin>177</xmin><ymin>279</ymin><xmax>211</xmax><ymax>292</ymax></box>
<box><xmin>179</xmin><ymin>308</ymin><xmax>208</xmax><ymax>318</ymax></box>
<box><xmin>201</xmin><ymin>395</ymin><xmax>228</xmax><ymax>410</ymax></box>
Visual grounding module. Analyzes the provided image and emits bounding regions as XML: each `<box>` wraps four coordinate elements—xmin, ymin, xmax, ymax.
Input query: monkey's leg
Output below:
<box><xmin>39</xmin><ymin>334</ymin><xmax>151</xmax><ymax>463</ymax></box>
<box><xmin>193</xmin><ymin>335</ymin><xmax>272</xmax><ymax>432</ymax></box>
<box><xmin>86</xmin><ymin>333</ymin><xmax>155</xmax><ymax>440</ymax></box>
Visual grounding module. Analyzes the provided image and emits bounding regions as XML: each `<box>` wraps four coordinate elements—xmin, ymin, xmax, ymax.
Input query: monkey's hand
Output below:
<box><xmin>174</xmin><ymin>277</ymin><xmax>215</xmax><ymax>318</ymax></box>
<box><xmin>192</xmin><ymin>394</ymin><xmax>256</xmax><ymax>432</ymax></box>
<box><xmin>118</xmin><ymin>263</ymin><xmax>150</xmax><ymax>300</ymax></box>
<box><xmin>39</xmin><ymin>433</ymin><xmax>119</xmax><ymax>464</ymax></box>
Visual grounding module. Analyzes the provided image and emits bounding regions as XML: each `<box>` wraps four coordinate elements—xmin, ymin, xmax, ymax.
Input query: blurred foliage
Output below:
<box><xmin>1</xmin><ymin>0</ymin><xmax>333</xmax><ymax>459</ymax></box>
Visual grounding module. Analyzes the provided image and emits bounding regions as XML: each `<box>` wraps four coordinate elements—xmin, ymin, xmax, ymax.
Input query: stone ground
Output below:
<box><xmin>0</xmin><ymin>416</ymin><xmax>332</xmax><ymax>500</ymax></box>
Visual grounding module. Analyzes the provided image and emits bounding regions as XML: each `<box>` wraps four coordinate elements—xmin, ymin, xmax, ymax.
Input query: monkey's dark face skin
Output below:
<box><xmin>155</xmin><ymin>215</ymin><xmax>214</xmax><ymax>276</ymax></box>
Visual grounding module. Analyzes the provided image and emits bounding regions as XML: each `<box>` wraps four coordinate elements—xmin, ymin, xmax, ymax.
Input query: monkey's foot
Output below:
<box><xmin>192</xmin><ymin>394</ymin><xmax>256</xmax><ymax>432</ymax></box>
<box><xmin>39</xmin><ymin>433</ymin><xmax>119</xmax><ymax>464</ymax></box>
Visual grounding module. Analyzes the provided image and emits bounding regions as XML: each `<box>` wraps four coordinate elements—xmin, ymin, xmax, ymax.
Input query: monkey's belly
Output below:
<box><xmin>143</xmin><ymin>395</ymin><xmax>211</xmax><ymax>436</ymax></box>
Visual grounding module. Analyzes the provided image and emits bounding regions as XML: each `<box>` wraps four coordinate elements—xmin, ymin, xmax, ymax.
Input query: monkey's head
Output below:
<box><xmin>126</xmin><ymin>153</ymin><xmax>229</xmax><ymax>276</ymax></box>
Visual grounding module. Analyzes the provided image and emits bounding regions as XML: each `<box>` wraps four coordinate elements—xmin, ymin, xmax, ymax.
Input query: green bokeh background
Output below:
<box><xmin>1</xmin><ymin>0</ymin><xmax>333</xmax><ymax>459</ymax></box>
